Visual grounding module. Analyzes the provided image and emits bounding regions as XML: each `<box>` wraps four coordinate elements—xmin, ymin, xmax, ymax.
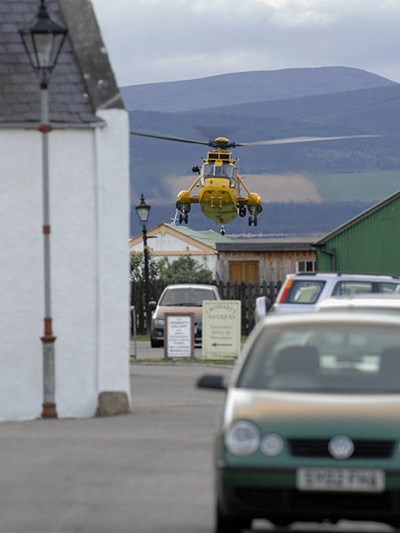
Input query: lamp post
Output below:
<box><xmin>135</xmin><ymin>194</ymin><xmax>151</xmax><ymax>334</ymax></box>
<box><xmin>20</xmin><ymin>0</ymin><xmax>67</xmax><ymax>419</ymax></box>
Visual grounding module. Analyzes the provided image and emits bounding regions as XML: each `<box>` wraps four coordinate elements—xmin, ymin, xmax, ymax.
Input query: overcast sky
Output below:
<box><xmin>90</xmin><ymin>0</ymin><xmax>400</xmax><ymax>88</ymax></box>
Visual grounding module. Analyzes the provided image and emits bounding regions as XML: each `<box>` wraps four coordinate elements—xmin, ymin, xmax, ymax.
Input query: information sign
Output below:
<box><xmin>202</xmin><ymin>300</ymin><xmax>241</xmax><ymax>359</ymax></box>
<box><xmin>165</xmin><ymin>313</ymin><xmax>194</xmax><ymax>359</ymax></box>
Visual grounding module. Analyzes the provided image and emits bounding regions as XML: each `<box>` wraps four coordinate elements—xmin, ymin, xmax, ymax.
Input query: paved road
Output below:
<box><xmin>0</xmin><ymin>354</ymin><xmax>395</xmax><ymax>533</ymax></box>
<box><xmin>0</xmin><ymin>361</ymin><xmax>231</xmax><ymax>533</ymax></box>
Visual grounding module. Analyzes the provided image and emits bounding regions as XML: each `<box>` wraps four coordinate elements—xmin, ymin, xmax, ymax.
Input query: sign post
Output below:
<box><xmin>164</xmin><ymin>313</ymin><xmax>194</xmax><ymax>359</ymax></box>
<box><xmin>202</xmin><ymin>301</ymin><xmax>241</xmax><ymax>360</ymax></box>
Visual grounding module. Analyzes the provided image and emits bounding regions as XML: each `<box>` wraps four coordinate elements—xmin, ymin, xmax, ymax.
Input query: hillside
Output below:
<box><xmin>127</xmin><ymin>67</ymin><xmax>400</xmax><ymax>237</ymax></box>
<box><xmin>122</xmin><ymin>66</ymin><xmax>397</xmax><ymax>112</ymax></box>
<box><xmin>132</xmin><ymin>201</ymin><xmax>376</xmax><ymax>239</ymax></box>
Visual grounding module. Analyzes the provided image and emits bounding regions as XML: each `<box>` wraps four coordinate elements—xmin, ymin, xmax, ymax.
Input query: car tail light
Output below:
<box><xmin>278</xmin><ymin>279</ymin><xmax>294</xmax><ymax>303</ymax></box>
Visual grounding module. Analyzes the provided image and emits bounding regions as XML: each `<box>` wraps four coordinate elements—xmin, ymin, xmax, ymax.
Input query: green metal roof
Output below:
<box><xmin>166</xmin><ymin>224</ymin><xmax>233</xmax><ymax>249</ymax></box>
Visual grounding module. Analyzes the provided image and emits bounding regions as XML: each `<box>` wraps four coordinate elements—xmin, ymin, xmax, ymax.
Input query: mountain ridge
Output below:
<box><xmin>122</xmin><ymin>66</ymin><xmax>397</xmax><ymax>112</ymax></box>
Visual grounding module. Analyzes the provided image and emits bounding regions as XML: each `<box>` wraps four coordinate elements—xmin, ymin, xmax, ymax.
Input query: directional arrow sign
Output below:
<box><xmin>212</xmin><ymin>343</ymin><xmax>233</xmax><ymax>347</ymax></box>
<box><xmin>202</xmin><ymin>301</ymin><xmax>241</xmax><ymax>360</ymax></box>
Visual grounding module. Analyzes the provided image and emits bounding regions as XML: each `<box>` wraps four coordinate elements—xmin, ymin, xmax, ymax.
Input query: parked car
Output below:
<box><xmin>198</xmin><ymin>311</ymin><xmax>400</xmax><ymax>532</ymax></box>
<box><xmin>255</xmin><ymin>272</ymin><xmax>400</xmax><ymax>321</ymax></box>
<box><xmin>150</xmin><ymin>283</ymin><xmax>221</xmax><ymax>347</ymax></box>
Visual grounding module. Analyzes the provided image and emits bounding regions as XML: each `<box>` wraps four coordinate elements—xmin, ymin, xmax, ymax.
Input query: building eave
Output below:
<box><xmin>216</xmin><ymin>240</ymin><xmax>316</xmax><ymax>253</ymax></box>
<box><xmin>0</xmin><ymin>121</ymin><xmax>105</xmax><ymax>130</ymax></box>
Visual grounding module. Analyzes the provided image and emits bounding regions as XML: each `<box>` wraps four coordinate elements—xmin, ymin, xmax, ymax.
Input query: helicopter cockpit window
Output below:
<box><xmin>202</xmin><ymin>163</ymin><xmax>236</xmax><ymax>186</ymax></box>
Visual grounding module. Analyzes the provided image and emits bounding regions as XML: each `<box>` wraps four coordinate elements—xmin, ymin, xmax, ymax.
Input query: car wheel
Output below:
<box><xmin>150</xmin><ymin>338</ymin><xmax>163</xmax><ymax>348</ymax></box>
<box><xmin>215</xmin><ymin>503</ymin><xmax>251</xmax><ymax>533</ymax></box>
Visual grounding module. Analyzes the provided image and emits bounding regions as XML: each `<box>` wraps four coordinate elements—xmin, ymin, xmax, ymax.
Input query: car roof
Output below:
<box><xmin>164</xmin><ymin>284</ymin><xmax>218</xmax><ymax>290</ymax></box>
<box><xmin>257</xmin><ymin>310</ymin><xmax>400</xmax><ymax>328</ymax></box>
<box><xmin>286</xmin><ymin>272</ymin><xmax>400</xmax><ymax>281</ymax></box>
<box><xmin>318</xmin><ymin>294</ymin><xmax>400</xmax><ymax>310</ymax></box>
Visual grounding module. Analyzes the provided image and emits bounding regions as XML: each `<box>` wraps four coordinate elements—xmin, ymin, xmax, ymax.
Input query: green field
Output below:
<box><xmin>314</xmin><ymin>170</ymin><xmax>400</xmax><ymax>203</ymax></box>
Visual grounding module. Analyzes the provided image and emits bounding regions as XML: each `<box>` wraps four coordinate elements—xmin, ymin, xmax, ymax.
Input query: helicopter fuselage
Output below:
<box><xmin>176</xmin><ymin>142</ymin><xmax>262</xmax><ymax>230</ymax></box>
<box><xmin>198</xmin><ymin>177</ymin><xmax>239</xmax><ymax>224</ymax></box>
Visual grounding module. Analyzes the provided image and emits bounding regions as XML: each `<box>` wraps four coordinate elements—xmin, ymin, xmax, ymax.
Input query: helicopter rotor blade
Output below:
<box><xmin>130</xmin><ymin>130</ymin><xmax>380</xmax><ymax>149</ymax></box>
<box><xmin>130</xmin><ymin>130</ymin><xmax>211</xmax><ymax>146</ymax></box>
<box><xmin>235</xmin><ymin>134</ymin><xmax>380</xmax><ymax>147</ymax></box>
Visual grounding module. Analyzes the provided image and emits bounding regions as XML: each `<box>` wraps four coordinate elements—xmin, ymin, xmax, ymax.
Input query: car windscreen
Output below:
<box><xmin>159</xmin><ymin>288</ymin><xmax>217</xmax><ymax>306</ymax></box>
<box><xmin>237</xmin><ymin>322</ymin><xmax>400</xmax><ymax>393</ymax></box>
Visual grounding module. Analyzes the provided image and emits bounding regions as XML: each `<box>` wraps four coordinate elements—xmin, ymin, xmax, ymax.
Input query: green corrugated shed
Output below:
<box><xmin>315</xmin><ymin>191</ymin><xmax>400</xmax><ymax>275</ymax></box>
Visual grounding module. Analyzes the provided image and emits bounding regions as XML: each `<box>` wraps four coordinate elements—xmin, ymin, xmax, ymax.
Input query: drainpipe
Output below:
<box><xmin>313</xmin><ymin>244</ymin><xmax>337</xmax><ymax>271</ymax></box>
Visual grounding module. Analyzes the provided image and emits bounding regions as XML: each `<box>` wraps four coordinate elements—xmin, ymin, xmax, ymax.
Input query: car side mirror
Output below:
<box><xmin>149</xmin><ymin>300</ymin><xmax>157</xmax><ymax>312</ymax></box>
<box><xmin>197</xmin><ymin>374</ymin><xmax>227</xmax><ymax>391</ymax></box>
<box><xmin>255</xmin><ymin>295</ymin><xmax>271</xmax><ymax>322</ymax></box>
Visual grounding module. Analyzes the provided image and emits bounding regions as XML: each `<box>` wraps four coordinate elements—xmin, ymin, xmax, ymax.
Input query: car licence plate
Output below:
<box><xmin>297</xmin><ymin>467</ymin><xmax>385</xmax><ymax>492</ymax></box>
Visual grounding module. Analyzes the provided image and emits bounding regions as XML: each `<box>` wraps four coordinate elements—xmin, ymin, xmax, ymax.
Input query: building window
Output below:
<box><xmin>296</xmin><ymin>260</ymin><xmax>316</xmax><ymax>273</ymax></box>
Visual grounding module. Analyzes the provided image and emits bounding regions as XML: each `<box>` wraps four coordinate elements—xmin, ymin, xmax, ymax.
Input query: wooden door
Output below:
<box><xmin>229</xmin><ymin>261</ymin><xmax>259</xmax><ymax>282</ymax></box>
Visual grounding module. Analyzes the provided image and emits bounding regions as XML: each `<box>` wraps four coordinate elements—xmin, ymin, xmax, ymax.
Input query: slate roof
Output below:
<box><xmin>216</xmin><ymin>238</ymin><xmax>316</xmax><ymax>252</ymax></box>
<box><xmin>0</xmin><ymin>0</ymin><xmax>124</xmax><ymax>126</ymax></box>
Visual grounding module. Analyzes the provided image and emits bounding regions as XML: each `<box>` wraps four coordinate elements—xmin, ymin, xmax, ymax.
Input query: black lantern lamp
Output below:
<box><xmin>135</xmin><ymin>195</ymin><xmax>152</xmax><ymax>334</ymax></box>
<box><xmin>135</xmin><ymin>194</ymin><xmax>151</xmax><ymax>225</ymax></box>
<box><xmin>19</xmin><ymin>0</ymin><xmax>67</xmax><ymax>88</ymax></box>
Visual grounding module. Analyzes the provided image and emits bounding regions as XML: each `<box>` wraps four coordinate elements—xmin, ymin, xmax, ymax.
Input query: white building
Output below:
<box><xmin>129</xmin><ymin>223</ymin><xmax>232</xmax><ymax>279</ymax></box>
<box><xmin>0</xmin><ymin>0</ymin><xmax>130</xmax><ymax>420</ymax></box>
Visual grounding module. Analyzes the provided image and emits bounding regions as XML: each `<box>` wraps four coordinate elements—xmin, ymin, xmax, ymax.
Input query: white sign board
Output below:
<box><xmin>202</xmin><ymin>300</ymin><xmax>241</xmax><ymax>360</ymax></box>
<box><xmin>165</xmin><ymin>313</ymin><xmax>194</xmax><ymax>359</ymax></box>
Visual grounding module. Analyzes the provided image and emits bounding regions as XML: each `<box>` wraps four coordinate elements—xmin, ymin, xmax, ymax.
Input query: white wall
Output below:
<box><xmin>130</xmin><ymin>229</ymin><xmax>217</xmax><ymax>275</ymax></box>
<box><xmin>0</xmin><ymin>108</ymin><xmax>130</xmax><ymax>421</ymax></box>
<box><xmin>0</xmin><ymin>131</ymin><xmax>43</xmax><ymax>420</ymax></box>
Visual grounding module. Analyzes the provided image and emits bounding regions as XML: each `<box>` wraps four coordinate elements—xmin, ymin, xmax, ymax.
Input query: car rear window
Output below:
<box><xmin>280</xmin><ymin>280</ymin><xmax>325</xmax><ymax>304</ymax></box>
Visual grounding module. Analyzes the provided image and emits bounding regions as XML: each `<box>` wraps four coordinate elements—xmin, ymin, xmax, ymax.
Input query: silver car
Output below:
<box><xmin>255</xmin><ymin>272</ymin><xmax>400</xmax><ymax>322</ymax></box>
<box><xmin>150</xmin><ymin>283</ymin><xmax>221</xmax><ymax>347</ymax></box>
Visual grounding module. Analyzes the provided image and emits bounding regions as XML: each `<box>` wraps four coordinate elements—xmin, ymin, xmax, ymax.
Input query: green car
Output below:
<box><xmin>198</xmin><ymin>312</ymin><xmax>400</xmax><ymax>532</ymax></box>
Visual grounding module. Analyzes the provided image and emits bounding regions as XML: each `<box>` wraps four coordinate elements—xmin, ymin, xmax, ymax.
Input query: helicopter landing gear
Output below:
<box><xmin>178</xmin><ymin>213</ymin><xmax>189</xmax><ymax>224</ymax></box>
<box><xmin>238</xmin><ymin>206</ymin><xmax>246</xmax><ymax>218</ymax></box>
<box><xmin>220</xmin><ymin>226</ymin><xmax>226</xmax><ymax>236</ymax></box>
<box><xmin>248</xmin><ymin>215</ymin><xmax>258</xmax><ymax>226</ymax></box>
<box><xmin>176</xmin><ymin>200</ymin><xmax>190</xmax><ymax>224</ymax></box>
<box><xmin>248</xmin><ymin>204</ymin><xmax>261</xmax><ymax>227</ymax></box>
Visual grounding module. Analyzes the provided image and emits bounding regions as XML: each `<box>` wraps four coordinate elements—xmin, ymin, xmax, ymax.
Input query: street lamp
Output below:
<box><xmin>20</xmin><ymin>0</ymin><xmax>67</xmax><ymax>419</ymax></box>
<box><xmin>135</xmin><ymin>194</ymin><xmax>151</xmax><ymax>334</ymax></box>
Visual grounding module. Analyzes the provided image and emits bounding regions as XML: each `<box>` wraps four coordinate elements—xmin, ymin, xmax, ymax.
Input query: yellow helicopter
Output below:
<box><xmin>130</xmin><ymin>130</ymin><xmax>377</xmax><ymax>235</ymax></box>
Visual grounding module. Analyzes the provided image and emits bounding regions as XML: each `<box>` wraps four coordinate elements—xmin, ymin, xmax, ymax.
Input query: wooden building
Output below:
<box><xmin>216</xmin><ymin>238</ymin><xmax>317</xmax><ymax>283</ymax></box>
